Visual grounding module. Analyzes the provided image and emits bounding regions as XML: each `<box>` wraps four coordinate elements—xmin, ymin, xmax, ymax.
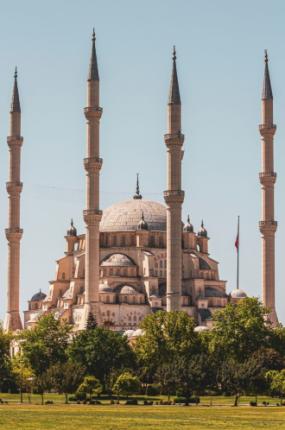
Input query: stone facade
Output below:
<box><xmin>24</xmin><ymin>198</ymin><xmax>228</xmax><ymax>331</ymax></box>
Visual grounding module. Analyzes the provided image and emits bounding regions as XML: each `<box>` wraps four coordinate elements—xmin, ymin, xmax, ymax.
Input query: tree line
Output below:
<box><xmin>1</xmin><ymin>298</ymin><xmax>285</xmax><ymax>405</ymax></box>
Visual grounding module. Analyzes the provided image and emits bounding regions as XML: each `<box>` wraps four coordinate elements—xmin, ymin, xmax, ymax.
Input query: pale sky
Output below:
<box><xmin>0</xmin><ymin>0</ymin><xmax>284</xmax><ymax>323</ymax></box>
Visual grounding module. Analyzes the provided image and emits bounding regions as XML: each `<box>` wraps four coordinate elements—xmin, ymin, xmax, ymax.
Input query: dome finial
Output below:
<box><xmin>67</xmin><ymin>218</ymin><xmax>77</xmax><ymax>236</ymax></box>
<box><xmin>183</xmin><ymin>214</ymin><xmax>193</xmax><ymax>232</ymax></box>
<box><xmin>198</xmin><ymin>219</ymin><xmax>208</xmax><ymax>238</ymax></box>
<box><xmin>264</xmin><ymin>49</ymin><xmax>268</xmax><ymax>64</ymax></box>
<box><xmin>133</xmin><ymin>173</ymin><xmax>142</xmax><ymax>199</ymax></box>
<box><xmin>137</xmin><ymin>210</ymin><xmax>148</xmax><ymax>231</ymax></box>
<box><xmin>88</xmin><ymin>28</ymin><xmax>99</xmax><ymax>81</ymax></box>
<box><xmin>172</xmin><ymin>45</ymin><xmax>176</xmax><ymax>61</ymax></box>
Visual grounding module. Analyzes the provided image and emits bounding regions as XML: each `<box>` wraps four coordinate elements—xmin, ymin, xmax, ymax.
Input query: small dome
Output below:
<box><xmin>99</xmin><ymin>283</ymin><xmax>113</xmax><ymax>293</ymax></box>
<box><xmin>198</xmin><ymin>220</ymin><xmax>207</xmax><ymax>238</ymax></box>
<box><xmin>137</xmin><ymin>212</ymin><xmax>148</xmax><ymax>231</ymax></box>
<box><xmin>133</xmin><ymin>328</ymin><xmax>144</xmax><ymax>337</ymax></box>
<box><xmin>230</xmin><ymin>288</ymin><xmax>247</xmax><ymax>299</ymax></box>
<box><xmin>67</xmin><ymin>219</ymin><xmax>77</xmax><ymax>237</ymax></box>
<box><xmin>124</xmin><ymin>329</ymin><xmax>135</xmax><ymax>338</ymax></box>
<box><xmin>194</xmin><ymin>325</ymin><xmax>209</xmax><ymax>333</ymax></box>
<box><xmin>120</xmin><ymin>285</ymin><xmax>138</xmax><ymax>295</ymax></box>
<box><xmin>31</xmin><ymin>290</ymin><xmax>46</xmax><ymax>302</ymax></box>
<box><xmin>101</xmin><ymin>254</ymin><xmax>135</xmax><ymax>267</ymax></box>
<box><xmin>183</xmin><ymin>215</ymin><xmax>194</xmax><ymax>233</ymax></box>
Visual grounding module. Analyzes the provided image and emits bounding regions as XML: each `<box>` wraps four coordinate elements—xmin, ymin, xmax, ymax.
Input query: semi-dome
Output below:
<box><xmin>101</xmin><ymin>253</ymin><xmax>135</xmax><ymax>267</ymax></box>
<box><xmin>120</xmin><ymin>285</ymin><xmax>138</xmax><ymax>295</ymax></box>
<box><xmin>99</xmin><ymin>283</ymin><xmax>113</xmax><ymax>293</ymax></box>
<box><xmin>100</xmin><ymin>199</ymin><xmax>166</xmax><ymax>232</ymax></box>
<box><xmin>230</xmin><ymin>288</ymin><xmax>247</xmax><ymax>299</ymax></box>
<box><xmin>31</xmin><ymin>290</ymin><xmax>46</xmax><ymax>302</ymax></box>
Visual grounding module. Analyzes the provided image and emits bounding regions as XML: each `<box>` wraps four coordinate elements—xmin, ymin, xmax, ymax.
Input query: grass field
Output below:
<box><xmin>0</xmin><ymin>403</ymin><xmax>285</xmax><ymax>430</ymax></box>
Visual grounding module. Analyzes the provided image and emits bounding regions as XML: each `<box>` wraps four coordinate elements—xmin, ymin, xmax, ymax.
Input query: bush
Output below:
<box><xmin>144</xmin><ymin>400</ymin><xmax>153</xmax><ymax>405</ymax></box>
<box><xmin>146</xmin><ymin>385</ymin><xmax>160</xmax><ymax>396</ymax></box>
<box><xmin>174</xmin><ymin>397</ymin><xmax>187</xmax><ymax>404</ymax></box>
<box><xmin>75</xmin><ymin>391</ymin><xmax>87</xmax><ymax>401</ymax></box>
<box><xmin>45</xmin><ymin>400</ymin><xmax>53</xmax><ymax>405</ymax></box>
<box><xmin>125</xmin><ymin>399</ymin><xmax>138</xmax><ymax>405</ymax></box>
<box><xmin>68</xmin><ymin>396</ymin><xmax>76</xmax><ymax>402</ymax></box>
<box><xmin>249</xmin><ymin>401</ymin><xmax>257</xmax><ymax>407</ymax></box>
<box><xmin>189</xmin><ymin>397</ymin><xmax>200</xmax><ymax>404</ymax></box>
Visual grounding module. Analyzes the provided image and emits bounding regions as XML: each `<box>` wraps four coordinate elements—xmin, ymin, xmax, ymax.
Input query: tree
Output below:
<box><xmin>11</xmin><ymin>354</ymin><xmax>34</xmax><ymax>403</ymax></box>
<box><xmin>209</xmin><ymin>298</ymin><xmax>270</xmax><ymax>363</ymax></box>
<box><xmin>0</xmin><ymin>324</ymin><xmax>13</xmax><ymax>391</ymax></box>
<box><xmin>47</xmin><ymin>362</ymin><xmax>85</xmax><ymax>403</ymax></box>
<box><xmin>266</xmin><ymin>370</ymin><xmax>285</xmax><ymax>400</ymax></box>
<box><xmin>69</xmin><ymin>327</ymin><xmax>136</xmax><ymax>390</ymax></box>
<box><xmin>33</xmin><ymin>372</ymin><xmax>52</xmax><ymax>405</ymax></box>
<box><xmin>86</xmin><ymin>312</ymin><xmax>97</xmax><ymax>330</ymax></box>
<box><xmin>21</xmin><ymin>314</ymin><xmax>71</xmax><ymax>377</ymax></box>
<box><xmin>135</xmin><ymin>311</ymin><xmax>202</xmax><ymax>398</ymax></box>
<box><xmin>113</xmin><ymin>372</ymin><xmax>140</xmax><ymax>399</ymax></box>
<box><xmin>77</xmin><ymin>376</ymin><xmax>102</xmax><ymax>401</ymax></box>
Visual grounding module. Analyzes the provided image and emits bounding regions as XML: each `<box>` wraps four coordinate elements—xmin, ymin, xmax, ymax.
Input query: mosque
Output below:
<box><xmin>3</xmin><ymin>32</ymin><xmax>278</xmax><ymax>333</ymax></box>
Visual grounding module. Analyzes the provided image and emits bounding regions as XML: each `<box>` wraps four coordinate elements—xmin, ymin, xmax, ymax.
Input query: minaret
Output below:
<box><xmin>83</xmin><ymin>30</ymin><xmax>103</xmax><ymax>323</ymax></box>
<box><xmin>259</xmin><ymin>50</ymin><xmax>278</xmax><ymax>326</ymax></box>
<box><xmin>4</xmin><ymin>68</ymin><xmax>23</xmax><ymax>331</ymax></box>
<box><xmin>164</xmin><ymin>47</ymin><xmax>184</xmax><ymax>312</ymax></box>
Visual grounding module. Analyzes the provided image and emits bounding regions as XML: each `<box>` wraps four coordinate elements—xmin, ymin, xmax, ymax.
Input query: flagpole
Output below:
<box><xmin>237</xmin><ymin>215</ymin><xmax>240</xmax><ymax>290</ymax></box>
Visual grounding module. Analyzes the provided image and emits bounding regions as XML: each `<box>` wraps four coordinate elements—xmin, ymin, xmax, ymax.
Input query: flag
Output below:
<box><xmin>235</xmin><ymin>216</ymin><xmax>240</xmax><ymax>251</ymax></box>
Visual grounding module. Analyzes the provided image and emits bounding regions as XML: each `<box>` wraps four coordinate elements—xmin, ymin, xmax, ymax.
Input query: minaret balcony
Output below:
<box><xmin>164</xmin><ymin>190</ymin><xmax>185</xmax><ymax>204</ymax></box>
<box><xmin>84</xmin><ymin>157</ymin><xmax>103</xmax><ymax>172</ymax></box>
<box><xmin>6</xmin><ymin>181</ymin><xmax>23</xmax><ymax>195</ymax></box>
<box><xmin>5</xmin><ymin>228</ymin><xmax>23</xmax><ymax>241</ymax></box>
<box><xmin>259</xmin><ymin>220</ymin><xmax>277</xmax><ymax>234</ymax></box>
<box><xmin>259</xmin><ymin>172</ymin><xmax>277</xmax><ymax>185</ymax></box>
<box><xmin>259</xmin><ymin>124</ymin><xmax>276</xmax><ymax>136</ymax></box>
<box><xmin>164</xmin><ymin>132</ymin><xmax>184</xmax><ymax>146</ymax></box>
<box><xmin>7</xmin><ymin>136</ymin><xmax>23</xmax><ymax>147</ymax></box>
<box><xmin>83</xmin><ymin>209</ymin><xmax>102</xmax><ymax>225</ymax></box>
<box><xmin>84</xmin><ymin>106</ymin><xmax>103</xmax><ymax>119</ymax></box>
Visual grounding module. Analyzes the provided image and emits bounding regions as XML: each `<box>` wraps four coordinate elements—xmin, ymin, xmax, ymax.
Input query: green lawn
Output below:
<box><xmin>0</xmin><ymin>402</ymin><xmax>285</xmax><ymax>429</ymax></box>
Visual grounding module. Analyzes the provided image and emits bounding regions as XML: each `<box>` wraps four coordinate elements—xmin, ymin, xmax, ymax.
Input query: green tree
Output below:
<box><xmin>86</xmin><ymin>312</ymin><xmax>97</xmax><ymax>330</ymax></box>
<box><xmin>0</xmin><ymin>324</ymin><xmax>13</xmax><ymax>391</ymax></box>
<box><xmin>77</xmin><ymin>376</ymin><xmax>102</xmax><ymax>401</ymax></box>
<box><xmin>69</xmin><ymin>327</ymin><xmax>136</xmax><ymax>390</ymax></box>
<box><xmin>135</xmin><ymin>311</ymin><xmax>201</xmax><ymax>398</ymax></box>
<box><xmin>266</xmin><ymin>369</ymin><xmax>285</xmax><ymax>400</ymax></box>
<box><xmin>47</xmin><ymin>362</ymin><xmax>85</xmax><ymax>403</ymax></box>
<box><xmin>11</xmin><ymin>354</ymin><xmax>34</xmax><ymax>403</ymax></box>
<box><xmin>21</xmin><ymin>314</ymin><xmax>71</xmax><ymax>376</ymax></box>
<box><xmin>209</xmin><ymin>298</ymin><xmax>270</xmax><ymax>362</ymax></box>
<box><xmin>113</xmin><ymin>372</ymin><xmax>140</xmax><ymax>399</ymax></box>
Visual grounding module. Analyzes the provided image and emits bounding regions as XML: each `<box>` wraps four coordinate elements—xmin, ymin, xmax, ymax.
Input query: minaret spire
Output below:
<box><xmin>262</xmin><ymin>50</ymin><xmax>273</xmax><ymax>100</ymax></box>
<box><xmin>83</xmin><ymin>30</ymin><xmax>103</xmax><ymax>327</ymax></box>
<box><xmin>88</xmin><ymin>28</ymin><xmax>99</xmax><ymax>81</ymax></box>
<box><xmin>4</xmin><ymin>69</ymin><xmax>24</xmax><ymax>331</ymax></box>
<box><xmin>168</xmin><ymin>46</ymin><xmax>181</xmax><ymax>105</ymax></box>
<box><xmin>164</xmin><ymin>47</ymin><xmax>184</xmax><ymax>312</ymax></box>
<box><xmin>11</xmin><ymin>67</ymin><xmax>21</xmax><ymax>113</ymax></box>
<box><xmin>259</xmin><ymin>50</ymin><xmax>278</xmax><ymax>326</ymax></box>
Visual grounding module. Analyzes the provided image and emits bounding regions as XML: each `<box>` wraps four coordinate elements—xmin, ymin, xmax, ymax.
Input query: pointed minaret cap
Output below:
<box><xmin>88</xmin><ymin>28</ymin><xmax>99</xmax><ymax>81</ymax></box>
<box><xmin>262</xmin><ymin>50</ymin><xmax>273</xmax><ymax>100</ymax></box>
<box><xmin>168</xmin><ymin>46</ymin><xmax>181</xmax><ymax>105</ymax></box>
<box><xmin>133</xmin><ymin>173</ymin><xmax>142</xmax><ymax>199</ymax></box>
<box><xmin>11</xmin><ymin>67</ymin><xmax>21</xmax><ymax>113</ymax></box>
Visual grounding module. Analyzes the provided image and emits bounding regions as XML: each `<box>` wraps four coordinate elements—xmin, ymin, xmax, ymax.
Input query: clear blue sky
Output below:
<box><xmin>0</xmin><ymin>0</ymin><xmax>284</xmax><ymax>323</ymax></box>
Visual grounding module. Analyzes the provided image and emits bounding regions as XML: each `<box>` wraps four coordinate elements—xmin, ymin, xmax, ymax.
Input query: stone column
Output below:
<box><xmin>259</xmin><ymin>51</ymin><xmax>278</xmax><ymax>326</ymax></box>
<box><xmin>83</xmin><ymin>31</ymin><xmax>103</xmax><ymax>324</ymax></box>
<box><xmin>164</xmin><ymin>48</ymin><xmax>184</xmax><ymax>312</ymax></box>
<box><xmin>4</xmin><ymin>69</ymin><xmax>23</xmax><ymax>331</ymax></box>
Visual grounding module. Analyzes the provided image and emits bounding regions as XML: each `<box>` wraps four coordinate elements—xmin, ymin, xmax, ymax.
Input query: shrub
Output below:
<box><xmin>125</xmin><ymin>399</ymin><xmax>138</xmax><ymax>405</ymax></box>
<box><xmin>45</xmin><ymin>400</ymin><xmax>53</xmax><ymax>405</ymax></box>
<box><xmin>146</xmin><ymin>385</ymin><xmax>160</xmax><ymax>396</ymax></box>
<box><xmin>174</xmin><ymin>397</ymin><xmax>187</xmax><ymax>404</ymax></box>
<box><xmin>249</xmin><ymin>401</ymin><xmax>257</xmax><ymax>407</ymax></box>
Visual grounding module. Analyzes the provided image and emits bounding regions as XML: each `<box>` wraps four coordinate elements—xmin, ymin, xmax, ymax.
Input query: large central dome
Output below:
<box><xmin>100</xmin><ymin>199</ymin><xmax>166</xmax><ymax>232</ymax></box>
